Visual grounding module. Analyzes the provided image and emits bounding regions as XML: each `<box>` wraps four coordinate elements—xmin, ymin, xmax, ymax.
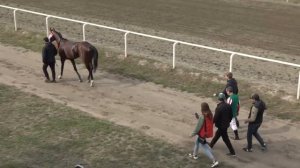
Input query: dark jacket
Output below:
<box><xmin>214</xmin><ymin>101</ymin><xmax>232</xmax><ymax>129</ymax></box>
<box><xmin>42</xmin><ymin>42</ymin><xmax>57</xmax><ymax>64</ymax></box>
<box><xmin>249</xmin><ymin>100</ymin><xmax>267</xmax><ymax>125</ymax></box>
<box><xmin>223</xmin><ymin>78</ymin><xmax>238</xmax><ymax>98</ymax></box>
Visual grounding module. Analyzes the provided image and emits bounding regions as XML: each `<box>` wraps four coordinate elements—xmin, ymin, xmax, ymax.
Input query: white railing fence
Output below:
<box><xmin>0</xmin><ymin>4</ymin><xmax>300</xmax><ymax>100</ymax></box>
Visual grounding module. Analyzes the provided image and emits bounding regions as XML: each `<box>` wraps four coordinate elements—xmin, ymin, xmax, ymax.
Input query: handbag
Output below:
<box><xmin>198</xmin><ymin>136</ymin><xmax>206</xmax><ymax>144</ymax></box>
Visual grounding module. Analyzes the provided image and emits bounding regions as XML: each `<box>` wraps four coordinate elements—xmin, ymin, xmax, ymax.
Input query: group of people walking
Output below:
<box><xmin>42</xmin><ymin>35</ymin><xmax>268</xmax><ymax>167</ymax></box>
<box><xmin>189</xmin><ymin>72</ymin><xmax>267</xmax><ymax>167</ymax></box>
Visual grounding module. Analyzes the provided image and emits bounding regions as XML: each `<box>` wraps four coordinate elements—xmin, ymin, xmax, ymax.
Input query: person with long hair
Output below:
<box><xmin>189</xmin><ymin>102</ymin><xmax>219</xmax><ymax>168</ymax></box>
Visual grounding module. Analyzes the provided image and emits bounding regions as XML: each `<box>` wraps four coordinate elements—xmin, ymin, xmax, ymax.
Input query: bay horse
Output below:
<box><xmin>48</xmin><ymin>28</ymin><xmax>98</xmax><ymax>87</ymax></box>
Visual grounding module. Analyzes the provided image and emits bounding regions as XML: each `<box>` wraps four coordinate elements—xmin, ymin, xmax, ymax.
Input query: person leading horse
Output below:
<box><xmin>48</xmin><ymin>28</ymin><xmax>98</xmax><ymax>87</ymax></box>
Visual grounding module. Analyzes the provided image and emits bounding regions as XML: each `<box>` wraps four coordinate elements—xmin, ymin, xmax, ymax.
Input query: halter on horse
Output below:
<box><xmin>48</xmin><ymin>28</ymin><xmax>99</xmax><ymax>87</ymax></box>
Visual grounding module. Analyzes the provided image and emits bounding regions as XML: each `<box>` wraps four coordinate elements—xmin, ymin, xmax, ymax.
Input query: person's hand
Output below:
<box><xmin>195</xmin><ymin>112</ymin><xmax>199</xmax><ymax>119</ymax></box>
<box><xmin>244</xmin><ymin>120</ymin><xmax>249</xmax><ymax>124</ymax></box>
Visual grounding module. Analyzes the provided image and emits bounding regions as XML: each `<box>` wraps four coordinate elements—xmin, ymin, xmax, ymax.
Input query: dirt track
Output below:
<box><xmin>1</xmin><ymin>0</ymin><xmax>300</xmax><ymax>56</ymax></box>
<box><xmin>1</xmin><ymin>44</ymin><xmax>300</xmax><ymax>168</ymax></box>
<box><xmin>1</xmin><ymin>0</ymin><xmax>300</xmax><ymax>167</ymax></box>
<box><xmin>1</xmin><ymin>0</ymin><xmax>300</xmax><ymax>97</ymax></box>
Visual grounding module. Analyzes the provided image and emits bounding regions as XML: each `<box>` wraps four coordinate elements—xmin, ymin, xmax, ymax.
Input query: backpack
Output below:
<box><xmin>198</xmin><ymin>116</ymin><xmax>214</xmax><ymax>138</ymax></box>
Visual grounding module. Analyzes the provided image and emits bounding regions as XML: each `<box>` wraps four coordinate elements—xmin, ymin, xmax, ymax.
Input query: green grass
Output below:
<box><xmin>1</xmin><ymin>84</ymin><xmax>230</xmax><ymax>168</ymax></box>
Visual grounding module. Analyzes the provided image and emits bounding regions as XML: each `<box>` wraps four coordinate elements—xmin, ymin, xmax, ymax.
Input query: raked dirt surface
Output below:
<box><xmin>0</xmin><ymin>44</ymin><xmax>300</xmax><ymax>168</ymax></box>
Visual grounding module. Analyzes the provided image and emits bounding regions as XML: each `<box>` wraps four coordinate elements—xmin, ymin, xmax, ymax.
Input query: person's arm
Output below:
<box><xmin>213</xmin><ymin>107</ymin><xmax>221</xmax><ymax>124</ymax></box>
<box><xmin>51</xmin><ymin>44</ymin><xmax>58</xmax><ymax>56</ymax></box>
<box><xmin>245</xmin><ymin>106</ymin><xmax>258</xmax><ymax>123</ymax></box>
<box><xmin>223</xmin><ymin>85</ymin><xmax>229</xmax><ymax>98</ymax></box>
<box><xmin>191</xmin><ymin>117</ymin><xmax>204</xmax><ymax>137</ymax></box>
<box><xmin>42</xmin><ymin>46</ymin><xmax>47</xmax><ymax>63</ymax></box>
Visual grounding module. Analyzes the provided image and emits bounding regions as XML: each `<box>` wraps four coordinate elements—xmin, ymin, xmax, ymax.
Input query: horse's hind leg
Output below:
<box><xmin>87</xmin><ymin>66</ymin><xmax>91</xmax><ymax>83</ymax></box>
<box><xmin>71</xmin><ymin>59</ymin><xmax>83</xmax><ymax>82</ymax></box>
<box><xmin>86</xmin><ymin>63</ymin><xmax>94</xmax><ymax>87</ymax></box>
<box><xmin>89</xmin><ymin>67</ymin><xmax>94</xmax><ymax>87</ymax></box>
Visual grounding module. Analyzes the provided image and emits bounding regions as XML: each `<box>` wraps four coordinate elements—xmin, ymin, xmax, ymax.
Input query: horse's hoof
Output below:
<box><xmin>58</xmin><ymin>75</ymin><xmax>62</xmax><ymax>79</ymax></box>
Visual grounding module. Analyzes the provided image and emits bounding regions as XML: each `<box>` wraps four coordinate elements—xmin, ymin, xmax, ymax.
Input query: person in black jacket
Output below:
<box><xmin>209</xmin><ymin>93</ymin><xmax>236</xmax><ymax>156</ymax></box>
<box><xmin>42</xmin><ymin>37</ymin><xmax>57</xmax><ymax>82</ymax></box>
<box><xmin>243</xmin><ymin>93</ymin><xmax>267</xmax><ymax>152</ymax></box>
<box><xmin>222</xmin><ymin>72</ymin><xmax>238</xmax><ymax>98</ymax></box>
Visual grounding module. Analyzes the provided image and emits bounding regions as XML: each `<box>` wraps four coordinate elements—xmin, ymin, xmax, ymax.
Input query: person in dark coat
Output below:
<box><xmin>209</xmin><ymin>93</ymin><xmax>236</xmax><ymax>156</ymax></box>
<box><xmin>222</xmin><ymin>72</ymin><xmax>238</xmax><ymax>98</ymax></box>
<box><xmin>243</xmin><ymin>93</ymin><xmax>267</xmax><ymax>152</ymax></box>
<box><xmin>42</xmin><ymin>37</ymin><xmax>57</xmax><ymax>82</ymax></box>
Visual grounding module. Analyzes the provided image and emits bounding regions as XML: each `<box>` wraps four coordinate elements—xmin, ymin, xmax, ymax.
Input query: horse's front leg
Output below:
<box><xmin>71</xmin><ymin>59</ymin><xmax>83</xmax><ymax>82</ymax></box>
<box><xmin>58</xmin><ymin>58</ymin><xmax>65</xmax><ymax>79</ymax></box>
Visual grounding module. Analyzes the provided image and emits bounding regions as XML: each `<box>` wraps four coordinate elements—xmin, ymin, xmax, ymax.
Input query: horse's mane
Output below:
<box><xmin>56</xmin><ymin>31</ymin><xmax>67</xmax><ymax>40</ymax></box>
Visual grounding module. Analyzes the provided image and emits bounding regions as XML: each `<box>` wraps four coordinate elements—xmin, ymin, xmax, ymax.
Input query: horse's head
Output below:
<box><xmin>48</xmin><ymin>27</ymin><xmax>63</xmax><ymax>44</ymax></box>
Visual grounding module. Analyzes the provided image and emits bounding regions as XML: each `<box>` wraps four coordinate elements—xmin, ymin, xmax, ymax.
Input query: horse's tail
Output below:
<box><xmin>92</xmin><ymin>46</ymin><xmax>98</xmax><ymax>73</ymax></box>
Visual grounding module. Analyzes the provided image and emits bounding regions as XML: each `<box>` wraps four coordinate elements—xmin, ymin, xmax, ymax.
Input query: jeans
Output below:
<box><xmin>193</xmin><ymin>136</ymin><xmax>215</xmax><ymax>162</ymax></box>
<box><xmin>247</xmin><ymin>123</ymin><xmax>265</xmax><ymax>149</ymax></box>
<box><xmin>210</xmin><ymin>128</ymin><xmax>235</xmax><ymax>155</ymax></box>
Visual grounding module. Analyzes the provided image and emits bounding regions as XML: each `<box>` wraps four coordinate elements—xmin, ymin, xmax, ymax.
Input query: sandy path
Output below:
<box><xmin>0</xmin><ymin>44</ymin><xmax>299</xmax><ymax>168</ymax></box>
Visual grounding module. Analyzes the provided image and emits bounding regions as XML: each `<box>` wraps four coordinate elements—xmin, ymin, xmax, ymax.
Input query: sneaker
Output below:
<box><xmin>261</xmin><ymin>143</ymin><xmax>267</xmax><ymax>151</ymax></box>
<box><xmin>233</xmin><ymin>136</ymin><xmax>240</xmax><ymax>140</ymax></box>
<box><xmin>211</xmin><ymin>161</ymin><xmax>219</xmax><ymax>167</ymax></box>
<box><xmin>188</xmin><ymin>153</ymin><xmax>198</xmax><ymax>160</ymax></box>
<box><xmin>226</xmin><ymin>153</ymin><xmax>236</xmax><ymax>157</ymax></box>
<box><xmin>243</xmin><ymin>147</ymin><xmax>253</xmax><ymax>152</ymax></box>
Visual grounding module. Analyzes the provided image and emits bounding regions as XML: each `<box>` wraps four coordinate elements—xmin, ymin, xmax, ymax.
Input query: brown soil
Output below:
<box><xmin>1</xmin><ymin>44</ymin><xmax>300</xmax><ymax>168</ymax></box>
<box><xmin>1</xmin><ymin>0</ymin><xmax>300</xmax><ymax>98</ymax></box>
<box><xmin>1</xmin><ymin>0</ymin><xmax>300</xmax><ymax>167</ymax></box>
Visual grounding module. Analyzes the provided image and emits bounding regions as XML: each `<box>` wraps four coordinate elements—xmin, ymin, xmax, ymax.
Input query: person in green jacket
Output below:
<box><xmin>226</xmin><ymin>86</ymin><xmax>240</xmax><ymax>140</ymax></box>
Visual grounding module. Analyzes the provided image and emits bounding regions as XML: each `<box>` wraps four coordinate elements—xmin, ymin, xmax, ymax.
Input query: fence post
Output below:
<box><xmin>13</xmin><ymin>9</ymin><xmax>17</xmax><ymax>31</ymax></box>
<box><xmin>229</xmin><ymin>53</ymin><xmax>235</xmax><ymax>72</ymax></box>
<box><xmin>45</xmin><ymin>16</ymin><xmax>50</xmax><ymax>36</ymax></box>
<box><xmin>172</xmin><ymin>42</ymin><xmax>178</xmax><ymax>69</ymax></box>
<box><xmin>82</xmin><ymin>23</ymin><xmax>87</xmax><ymax>41</ymax></box>
<box><xmin>124</xmin><ymin>32</ymin><xmax>130</xmax><ymax>58</ymax></box>
<box><xmin>297</xmin><ymin>71</ymin><xmax>300</xmax><ymax>100</ymax></box>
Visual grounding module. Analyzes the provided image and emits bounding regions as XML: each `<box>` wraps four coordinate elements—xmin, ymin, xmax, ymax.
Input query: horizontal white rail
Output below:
<box><xmin>0</xmin><ymin>4</ymin><xmax>300</xmax><ymax>99</ymax></box>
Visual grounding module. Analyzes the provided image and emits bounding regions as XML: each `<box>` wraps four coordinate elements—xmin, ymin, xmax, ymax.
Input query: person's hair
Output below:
<box><xmin>250</xmin><ymin>93</ymin><xmax>260</xmax><ymax>101</ymax></box>
<box><xmin>226</xmin><ymin>86</ymin><xmax>233</xmax><ymax>93</ymax></box>
<box><xmin>201</xmin><ymin>102</ymin><xmax>213</xmax><ymax>119</ymax></box>
<box><xmin>43</xmin><ymin>37</ymin><xmax>49</xmax><ymax>42</ymax></box>
<box><xmin>226</xmin><ymin>72</ymin><xmax>233</xmax><ymax>79</ymax></box>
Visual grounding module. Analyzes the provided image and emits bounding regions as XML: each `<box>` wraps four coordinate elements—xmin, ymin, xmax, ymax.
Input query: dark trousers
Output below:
<box><xmin>247</xmin><ymin>123</ymin><xmax>265</xmax><ymax>149</ymax></box>
<box><xmin>210</xmin><ymin>127</ymin><xmax>235</xmax><ymax>155</ymax></box>
<box><xmin>43</xmin><ymin>62</ymin><xmax>55</xmax><ymax>81</ymax></box>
